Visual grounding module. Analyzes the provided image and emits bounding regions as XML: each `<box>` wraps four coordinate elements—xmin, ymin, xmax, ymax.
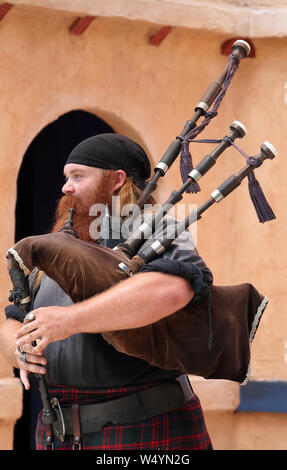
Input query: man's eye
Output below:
<box><xmin>64</xmin><ymin>174</ymin><xmax>83</xmax><ymax>182</ymax></box>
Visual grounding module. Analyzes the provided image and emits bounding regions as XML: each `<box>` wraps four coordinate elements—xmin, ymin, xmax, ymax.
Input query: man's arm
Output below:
<box><xmin>14</xmin><ymin>271</ymin><xmax>194</xmax><ymax>354</ymax></box>
<box><xmin>0</xmin><ymin>318</ymin><xmax>20</xmax><ymax>368</ymax></box>
<box><xmin>0</xmin><ymin>318</ymin><xmax>48</xmax><ymax>389</ymax></box>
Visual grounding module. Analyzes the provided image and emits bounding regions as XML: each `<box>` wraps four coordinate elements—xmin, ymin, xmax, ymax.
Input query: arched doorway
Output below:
<box><xmin>14</xmin><ymin>109</ymin><xmax>114</xmax><ymax>450</ymax></box>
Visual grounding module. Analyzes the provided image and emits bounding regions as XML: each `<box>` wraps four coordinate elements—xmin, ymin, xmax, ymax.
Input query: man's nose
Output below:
<box><xmin>62</xmin><ymin>179</ymin><xmax>75</xmax><ymax>194</ymax></box>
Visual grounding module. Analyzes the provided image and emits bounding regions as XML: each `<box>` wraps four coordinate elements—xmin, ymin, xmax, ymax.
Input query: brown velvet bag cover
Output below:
<box><xmin>104</xmin><ymin>283</ymin><xmax>267</xmax><ymax>384</ymax></box>
<box><xmin>7</xmin><ymin>229</ymin><xmax>267</xmax><ymax>384</ymax></box>
<box><xmin>7</xmin><ymin>230</ymin><xmax>144</xmax><ymax>302</ymax></box>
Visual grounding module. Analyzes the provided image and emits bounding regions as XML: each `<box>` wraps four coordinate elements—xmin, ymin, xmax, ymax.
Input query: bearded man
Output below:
<box><xmin>0</xmin><ymin>133</ymin><xmax>213</xmax><ymax>450</ymax></box>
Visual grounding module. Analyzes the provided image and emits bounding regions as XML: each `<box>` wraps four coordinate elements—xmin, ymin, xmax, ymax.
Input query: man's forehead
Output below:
<box><xmin>63</xmin><ymin>163</ymin><xmax>91</xmax><ymax>175</ymax></box>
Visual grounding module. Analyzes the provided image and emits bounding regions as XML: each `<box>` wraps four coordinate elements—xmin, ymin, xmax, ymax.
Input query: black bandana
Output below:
<box><xmin>66</xmin><ymin>133</ymin><xmax>151</xmax><ymax>181</ymax></box>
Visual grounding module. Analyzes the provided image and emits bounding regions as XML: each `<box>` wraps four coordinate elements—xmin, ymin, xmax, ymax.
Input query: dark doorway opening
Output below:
<box><xmin>13</xmin><ymin>109</ymin><xmax>114</xmax><ymax>450</ymax></box>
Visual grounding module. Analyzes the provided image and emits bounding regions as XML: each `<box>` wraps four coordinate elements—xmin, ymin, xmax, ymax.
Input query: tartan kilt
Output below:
<box><xmin>35</xmin><ymin>382</ymin><xmax>212</xmax><ymax>450</ymax></box>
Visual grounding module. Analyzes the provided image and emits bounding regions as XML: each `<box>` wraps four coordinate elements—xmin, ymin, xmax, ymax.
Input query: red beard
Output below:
<box><xmin>51</xmin><ymin>195</ymin><xmax>102</xmax><ymax>242</ymax></box>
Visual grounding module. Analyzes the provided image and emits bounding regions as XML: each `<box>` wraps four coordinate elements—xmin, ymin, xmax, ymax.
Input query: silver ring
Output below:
<box><xmin>20</xmin><ymin>351</ymin><xmax>26</xmax><ymax>363</ymax></box>
<box><xmin>25</xmin><ymin>312</ymin><xmax>35</xmax><ymax>321</ymax></box>
<box><xmin>17</xmin><ymin>346</ymin><xmax>23</xmax><ymax>353</ymax></box>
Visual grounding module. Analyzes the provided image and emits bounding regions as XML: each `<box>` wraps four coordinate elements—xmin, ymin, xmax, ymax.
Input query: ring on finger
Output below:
<box><xmin>25</xmin><ymin>312</ymin><xmax>35</xmax><ymax>322</ymax></box>
<box><xmin>20</xmin><ymin>351</ymin><xmax>27</xmax><ymax>363</ymax></box>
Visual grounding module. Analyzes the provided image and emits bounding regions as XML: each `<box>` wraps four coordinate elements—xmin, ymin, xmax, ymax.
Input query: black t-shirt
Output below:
<box><xmin>35</xmin><ymin>274</ymin><xmax>181</xmax><ymax>387</ymax></box>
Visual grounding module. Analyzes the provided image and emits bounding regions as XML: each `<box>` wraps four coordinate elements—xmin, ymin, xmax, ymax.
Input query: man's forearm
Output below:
<box><xmin>72</xmin><ymin>271</ymin><xmax>194</xmax><ymax>333</ymax></box>
<box><xmin>0</xmin><ymin>319</ymin><xmax>21</xmax><ymax>368</ymax></box>
<box><xmin>14</xmin><ymin>272</ymin><xmax>194</xmax><ymax>353</ymax></box>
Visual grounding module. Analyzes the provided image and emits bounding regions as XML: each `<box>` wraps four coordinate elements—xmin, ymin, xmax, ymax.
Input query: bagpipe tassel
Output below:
<box><xmin>248</xmin><ymin>171</ymin><xmax>276</xmax><ymax>223</ymax></box>
<box><xmin>179</xmin><ymin>140</ymin><xmax>201</xmax><ymax>193</ymax></box>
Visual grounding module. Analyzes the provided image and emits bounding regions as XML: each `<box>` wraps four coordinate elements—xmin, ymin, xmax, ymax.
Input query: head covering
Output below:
<box><xmin>66</xmin><ymin>133</ymin><xmax>151</xmax><ymax>181</ymax></box>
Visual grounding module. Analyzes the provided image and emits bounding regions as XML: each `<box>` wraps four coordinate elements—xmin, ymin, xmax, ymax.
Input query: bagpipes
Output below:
<box><xmin>6</xmin><ymin>40</ymin><xmax>277</xmax><ymax>427</ymax></box>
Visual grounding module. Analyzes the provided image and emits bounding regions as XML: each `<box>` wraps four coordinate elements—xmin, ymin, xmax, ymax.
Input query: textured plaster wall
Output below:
<box><xmin>0</xmin><ymin>4</ymin><xmax>286</xmax><ymax>449</ymax></box>
<box><xmin>13</xmin><ymin>0</ymin><xmax>287</xmax><ymax>37</ymax></box>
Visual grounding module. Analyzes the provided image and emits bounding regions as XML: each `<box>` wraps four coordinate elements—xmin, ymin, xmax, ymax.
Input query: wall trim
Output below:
<box><xmin>12</xmin><ymin>0</ymin><xmax>287</xmax><ymax>38</ymax></box>
<box><xmin>238</xmin><ymin>381</ymin><xmax>287</xmax><ymax>413</ymax></box>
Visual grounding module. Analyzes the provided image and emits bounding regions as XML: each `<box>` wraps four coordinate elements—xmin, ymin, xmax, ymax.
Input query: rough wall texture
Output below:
<box><xmin>13</xmin><ymin>0</ymin><xmax>287</xmax><ymax>37</ymax></box>
<box><xmin>0</xmin><ymin>4</ymin><xmax>286</xmax><ymax>449</ymax></box>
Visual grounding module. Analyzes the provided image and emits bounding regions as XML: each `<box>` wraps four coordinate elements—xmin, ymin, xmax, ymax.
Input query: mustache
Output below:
<box><xmin>55</xmin><ymin>194</ymin><xmax>87</xmax><ymax>214</ymax></box>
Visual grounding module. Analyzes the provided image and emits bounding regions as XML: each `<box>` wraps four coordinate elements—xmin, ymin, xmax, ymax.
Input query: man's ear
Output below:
<box><xmin>113</xmin><ymin>170</ymin><xmax>127</xmax><ymax>193</ymax></box>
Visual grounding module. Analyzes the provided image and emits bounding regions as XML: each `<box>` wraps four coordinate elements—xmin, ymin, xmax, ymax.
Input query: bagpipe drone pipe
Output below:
<box><xmin>6</xmin><ymin>40</ymin><xmax>277</xmax><ymax>424</ymax></box>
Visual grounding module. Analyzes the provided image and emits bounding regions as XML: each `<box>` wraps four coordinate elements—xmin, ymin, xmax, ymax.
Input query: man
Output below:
<box><xmin>0</xmin><ymin>133</ymin><xmax>213</xmax><ymax>450</ymax></box>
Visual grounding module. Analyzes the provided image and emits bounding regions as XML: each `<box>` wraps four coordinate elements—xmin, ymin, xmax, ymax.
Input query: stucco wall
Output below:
<box><xmin>0</xmin><ymin>4</ymin><xmax>286</xmax><ymax>450</ymax></box>
<box><xmin>13</xmin><ymin>0</ymin><xmax>287</xmax><ymax>37</ymax></box>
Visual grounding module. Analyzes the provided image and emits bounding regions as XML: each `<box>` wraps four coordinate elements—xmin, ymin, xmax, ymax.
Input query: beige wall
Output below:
<box><xmin>14</xmin><ymin>0</ymin><xmax>287</xmax><ymax>37</ymax></box>
<box><xmin>0</xmin><ymin>4</ymin><xmax>286</xmax><ymax>449</ymax></box>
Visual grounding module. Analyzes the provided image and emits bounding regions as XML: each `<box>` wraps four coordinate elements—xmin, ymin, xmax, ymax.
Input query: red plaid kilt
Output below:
<box><xmin>35</xmin><ymin>382</ymin><xmax>212</xmax><ymax>450</ymax></box>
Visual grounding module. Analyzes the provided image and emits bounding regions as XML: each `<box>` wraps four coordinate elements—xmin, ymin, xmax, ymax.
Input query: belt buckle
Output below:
<box><xmin>51</xmin><ymin>397</ymin><xmax>66</xmax><ymax>443</ymax></box>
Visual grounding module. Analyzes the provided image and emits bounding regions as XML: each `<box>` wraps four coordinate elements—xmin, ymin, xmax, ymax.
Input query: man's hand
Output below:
<box><xmin>14</xmin><ymin>314</ymin><xmax>48</xmax><ymax>389</ymax></box>
<box><xmin>14</xmin><ymin>305</ymin><xmax>76</xmax><ymax>355</ymax></box>
<box><xmin>15</xmin><ymin>343</ymin><xmax>47</xmax><ymax>390</ymax></box>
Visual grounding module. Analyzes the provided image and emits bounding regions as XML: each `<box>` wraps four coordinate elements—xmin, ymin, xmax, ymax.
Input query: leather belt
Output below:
<box><xmin>51</xmin><ymin>375</ymin><xmax>193</xmax><ymax>441</ymax></box>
